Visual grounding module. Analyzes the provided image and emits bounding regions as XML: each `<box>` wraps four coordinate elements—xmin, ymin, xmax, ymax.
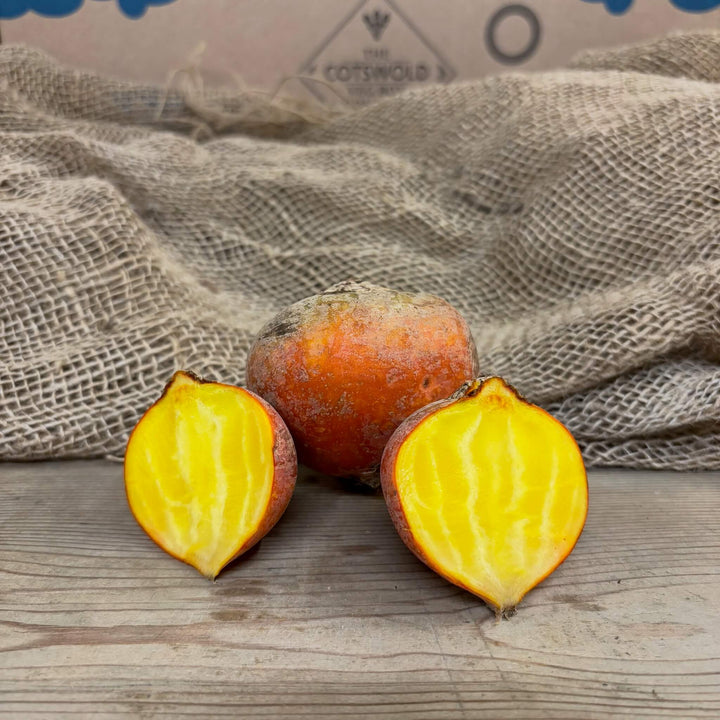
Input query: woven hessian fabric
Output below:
<box><xmin>1</xmin><ymin>33</ymin><xmax>719</xmax><ymax>469</ymax></box>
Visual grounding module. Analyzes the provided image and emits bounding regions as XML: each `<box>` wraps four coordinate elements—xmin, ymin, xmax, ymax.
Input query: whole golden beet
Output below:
<box><xmin>246</xmin><ymin>281</ymin><xmax>478</xmax><ymax>482</ymax></box>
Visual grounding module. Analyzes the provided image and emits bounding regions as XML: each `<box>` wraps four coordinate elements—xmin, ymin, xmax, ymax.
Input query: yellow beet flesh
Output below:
<box><xmin>125</xmin><ymin>372</ymin><xmax>276</xmax><ymax>579</ymax></box>
<box><xmin>387</xmin><ymin>377</ymin><xmax>587</xmax><ymax>613</ymax></box>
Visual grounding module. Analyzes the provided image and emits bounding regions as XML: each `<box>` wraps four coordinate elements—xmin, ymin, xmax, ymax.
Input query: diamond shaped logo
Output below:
<box><xmin>299</xmin><ymin>0</ymin><xmax>456</xmax><ymax>106</ymax></box>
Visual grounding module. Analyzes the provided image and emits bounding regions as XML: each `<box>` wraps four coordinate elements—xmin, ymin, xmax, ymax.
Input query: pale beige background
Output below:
<box><xmin>2</xmin><ymin>0</ymin><xmax>719</xmax><ymax>98</ymax></box>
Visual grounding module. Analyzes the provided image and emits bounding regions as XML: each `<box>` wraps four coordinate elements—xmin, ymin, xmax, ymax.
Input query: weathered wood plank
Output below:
<box><xmin>1</xmin><ymin>461</ymin><xmax>719</xmax><ymax>718</ymax></box>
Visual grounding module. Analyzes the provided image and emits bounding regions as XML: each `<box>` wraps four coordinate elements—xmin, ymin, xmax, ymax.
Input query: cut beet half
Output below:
<box><xmin>124</xmin><ymin>371</ymin><xmax>297</xmax><ymax>580</ymax></box>
<box><xmin>381</xmin><ymin>377</ymin><xmax>588</xmax><ymax>615</ymax></box>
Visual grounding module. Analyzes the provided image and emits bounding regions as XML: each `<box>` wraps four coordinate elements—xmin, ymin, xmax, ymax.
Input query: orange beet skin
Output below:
<box><xmin>246</xmin><ymin>281</ymin><xmax>478</xmax><ymax>481</ymax></box>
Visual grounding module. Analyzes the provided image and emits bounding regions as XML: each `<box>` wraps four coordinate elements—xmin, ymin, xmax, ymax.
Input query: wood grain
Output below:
<box><xmin>1</xmin><ymin>460</ymin><xmax>719</xmax><ymax>719</ymax></box>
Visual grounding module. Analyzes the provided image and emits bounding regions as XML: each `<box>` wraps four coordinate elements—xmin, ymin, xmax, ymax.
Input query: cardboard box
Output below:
<box><xmin>2</xmin><ymin>0</ymin><xmax>719</xmax><ymax>105</ymax></box>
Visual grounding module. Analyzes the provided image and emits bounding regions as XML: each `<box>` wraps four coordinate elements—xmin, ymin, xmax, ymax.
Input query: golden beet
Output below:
<box><xmin>381</xmin><ymin>377</ymin><xmax>588</xmax><ymax>615</ymax></box>
<box><xmin>124</xmin><ymin>371</ymin><xmax>297</xmax><ymax>579</ymax></box>
<box><xmin>246</xmin><ymin>281</ymin><xmax>478</xmax><ymax>481</ymax></box>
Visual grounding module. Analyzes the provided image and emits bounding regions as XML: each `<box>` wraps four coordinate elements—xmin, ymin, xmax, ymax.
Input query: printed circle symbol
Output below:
<box><xmin>485</xmin><ymin>4</ymin><xmax>541</xmax><ymax>65</ymax></box>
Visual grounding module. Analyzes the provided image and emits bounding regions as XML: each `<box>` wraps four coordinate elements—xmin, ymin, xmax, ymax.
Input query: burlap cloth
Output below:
<box><xmin>1</xmin><ymin>33</ymin><xmax>719</xmax><ymax>469</ymax></box>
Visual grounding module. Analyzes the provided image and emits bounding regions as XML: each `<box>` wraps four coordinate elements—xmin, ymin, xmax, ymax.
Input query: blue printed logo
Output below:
<box><xmin>582</xmin><ymin>0</ymin><xmax>720</xmax><ymax>14</ymax></box>
<box><xmin>0</xmin><ymin>0</ymin><xmax>177</xmax><ymax>20</ymax></box>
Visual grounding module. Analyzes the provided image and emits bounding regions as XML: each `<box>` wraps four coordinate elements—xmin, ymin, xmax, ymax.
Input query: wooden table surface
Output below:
<box><xmin>1</xmin><ymin>461</ymin><xmax>719</xmax><ymax>719</ymax></box>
